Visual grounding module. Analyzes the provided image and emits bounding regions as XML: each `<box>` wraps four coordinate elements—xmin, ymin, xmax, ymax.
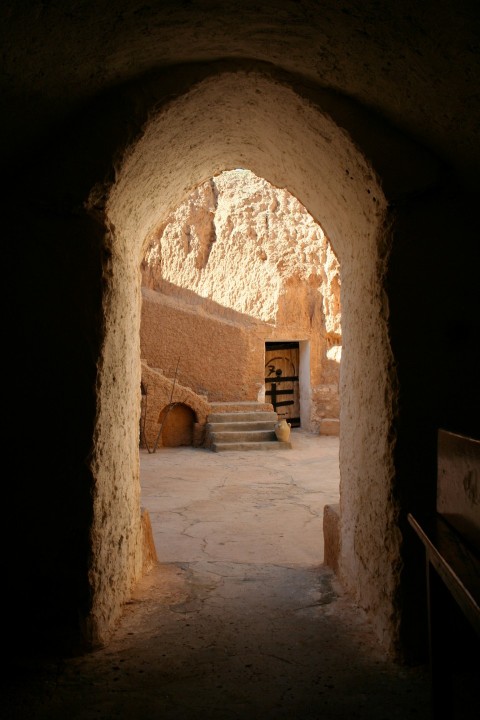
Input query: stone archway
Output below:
<box><xmin>100</xmin><ymin>70</ymin><xmax>398</xmax><ymax>651</ymax></box>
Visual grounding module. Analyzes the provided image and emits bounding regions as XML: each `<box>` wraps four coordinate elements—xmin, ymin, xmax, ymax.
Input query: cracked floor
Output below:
<box><xmin>3</xmin><ymin>430</ymin><xmax>432</xmax><ymax>719</ymax></box>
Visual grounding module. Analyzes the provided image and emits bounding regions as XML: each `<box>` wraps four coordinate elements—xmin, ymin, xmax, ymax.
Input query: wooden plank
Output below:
<box><xmin>408</xmin><ymin>513</ymin><xmax>480</xmax><ymax>637</ymax></box>
<box><xmin>265</xmin><ymin>388</ymin><xmax>294</xmax><ymax>396</ymax></box>
<box><xmin>265</xmin><ymin>341</ymin><xmax>299</xmax><ymax>350</ymax></box>
<box><xmin>265</xmin><ymin>376</ymin><xmax>299</xmax><ymax>383</ymax></box>
<box><xmin>408</xmin><ymin>430</ymin><xmax>480</xmax><ymax>719</ymax></box>
<box><xmin>437</xmin><ymin>430</ymin><xmax>480</xmax><ymax>552</ymax></box>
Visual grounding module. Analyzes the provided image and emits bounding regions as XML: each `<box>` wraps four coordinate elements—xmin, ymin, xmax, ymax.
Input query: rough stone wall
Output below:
<box><xmin>87</xmin><ymin>250</ymin><xmax>145</xmax><ymax>647</ymax></box>
<box><xmin>141</xmin><ymin>170</ymin><xmax>342</xmax><ymax>428</ymax></box>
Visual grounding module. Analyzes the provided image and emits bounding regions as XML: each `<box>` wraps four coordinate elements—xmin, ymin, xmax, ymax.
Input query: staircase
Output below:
<box><xmin>205</xmin><ymin>402</ymin><xmax>292</xmax><ymax>452</ymax></box>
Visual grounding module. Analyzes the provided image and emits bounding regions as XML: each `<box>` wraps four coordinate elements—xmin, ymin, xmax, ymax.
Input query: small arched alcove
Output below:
<box><xmin>100</xmin><ymin>70</ymin><xmax>398</xmax><ymax>652</ymax></box>
<box><xmin>158</xmin><ymin>403</ymin><xmax>197</xmax><ymax>447</ymax></box>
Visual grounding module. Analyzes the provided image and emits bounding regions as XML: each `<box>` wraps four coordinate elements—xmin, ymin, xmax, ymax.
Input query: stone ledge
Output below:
<box><xmin>209</xmin><ymin>401</ymin><xmax>274</xmax><ymax>413</ymax></box>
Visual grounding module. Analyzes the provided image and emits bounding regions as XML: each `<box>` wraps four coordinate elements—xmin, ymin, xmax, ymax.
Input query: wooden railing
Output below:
<box><xmin>408</xmin><ymin>429</ymin><xmax>479</xmax><ymax>719</ymax></box>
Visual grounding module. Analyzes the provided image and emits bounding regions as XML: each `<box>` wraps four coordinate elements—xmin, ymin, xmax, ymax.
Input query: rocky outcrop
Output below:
<box><xmin>142</xmin><ymin>169</ymin><xmax>341</xmax><ymax>334</ymax></box>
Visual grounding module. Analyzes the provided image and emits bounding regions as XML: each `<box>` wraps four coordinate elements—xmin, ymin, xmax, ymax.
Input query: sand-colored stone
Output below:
<box><xmin>142</xmin><ymin>170</ymin><xmax>341</xmax><ymax>333</ymax></box>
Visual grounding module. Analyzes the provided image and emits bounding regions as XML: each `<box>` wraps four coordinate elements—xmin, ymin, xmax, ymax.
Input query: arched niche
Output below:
<box><xmin>158</xmin><ymin>403</ymin><xmax>197</xmax><ymax>448</ymax></box>
<box><xmin>101</xmin><ymin>71</ymin><xmax>398</xmax><ymax>651</ymax></box>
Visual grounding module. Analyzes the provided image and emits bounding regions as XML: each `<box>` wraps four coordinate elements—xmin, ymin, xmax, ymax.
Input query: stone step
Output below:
<box><xmin>209</xmin><ymin>401</ymin><xmax>274</xmax><ymax>413</ymax></box>
<box><xmin>205</xmin><ymin>407</ymin><xmax>291</xmax><ymax>452</ymax></box>
<box><xmin>206</xmin><ymin>420</ymin><xmax>276</xmax><ymax>432</ymax></box>
<box><xmin>207</xmin><ymin>411</ymin><xmax>277</xmax><ymax>424</ymax></box>
<box><xmin>209</xmin><ymin>429</ymin><xmax>277</xmax><ymax>443</ymax></box>
<box><xmin>211</xmin><ymin>440</ymin><xmax>292</xmax><ymax>452</ymax></box>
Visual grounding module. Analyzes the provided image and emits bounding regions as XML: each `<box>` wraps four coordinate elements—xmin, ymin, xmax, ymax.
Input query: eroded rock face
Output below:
<box><xmin>141</xmin><ymin>170</ymin><xmax>341</xmax><ymax>429</ymax></box>
<box><xmin>143</xmin><ymin>169</ymin><xmax>341</xmax><ymax>332</ymax></box>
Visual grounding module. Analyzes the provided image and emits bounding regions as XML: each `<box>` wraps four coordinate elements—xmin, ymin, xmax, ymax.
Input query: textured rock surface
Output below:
<box><xmin>143</xmin><ymin>169</ymin><xmax>341</xmax><ymax>333</ymax></box>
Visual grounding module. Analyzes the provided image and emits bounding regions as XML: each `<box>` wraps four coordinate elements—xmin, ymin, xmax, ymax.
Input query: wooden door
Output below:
<box><xmin>158</xmin><ymin>403</ymin><xmax>195</xmax><ymax>447</ymax></box>
<box><xmin>265</xmin><ymin>342</ymin><xmax>300</xmax><ymax>427</ymax></box>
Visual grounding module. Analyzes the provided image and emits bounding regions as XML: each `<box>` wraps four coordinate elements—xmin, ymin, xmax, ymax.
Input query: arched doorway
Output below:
<box><xmin>101</xmin><ymin>70</ymin><xmax>397</xmax><ymax>652</ymax></box>
<box><xmin>265</xmin><ymin>342</ymin><xmax>300</xmax><ymax>427</ymax></box>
